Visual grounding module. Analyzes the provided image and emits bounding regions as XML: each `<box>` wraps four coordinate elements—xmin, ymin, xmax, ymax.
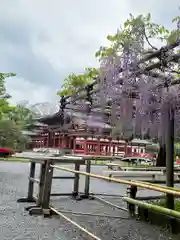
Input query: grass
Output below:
<box><xmin>0</xmin><ymin>157</ymin><xmax>29</xmax><ymax>162</ymax></box>
<box><xmin>155</xmin><ymin>199</ymin><xmax>180</xmax><ymax>212</ymax></box>
<box><xmin>0</xmin><ymin>157</ymin><xmax>153</xmax><ymax>167</ymax></box>
<box><xmin>108</xmin><ymin>161</ymin><xmax>154</xmax><ymax>167</ymax></box>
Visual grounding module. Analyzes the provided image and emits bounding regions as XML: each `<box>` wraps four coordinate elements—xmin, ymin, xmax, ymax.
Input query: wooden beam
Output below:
<box><xmin>64</xmin><ymin>40</ymin><xmax>180</xmax><ymax>102</ymax></box>
<box><xmin>166</xmin><ymin>107</ymin><xmax>175</xmax><ymax>209</ymax></box>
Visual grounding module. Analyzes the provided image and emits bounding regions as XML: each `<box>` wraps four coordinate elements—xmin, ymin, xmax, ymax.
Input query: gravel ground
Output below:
<box><xmin>0</xmin><ymin>162</ymin><xmax>180</xmax><ymax>240</ymax></box>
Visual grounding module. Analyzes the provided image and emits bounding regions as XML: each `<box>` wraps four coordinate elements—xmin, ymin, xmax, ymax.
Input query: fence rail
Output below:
<box><xmin>17</xmin><ymin>157</ymin><xmax>180</xmax><ymax>239</ymax></box>
<box><xmin>51</xmin><ymin>165</ymin><xmax>180</xmax><ymax>197</ymax></box>
<box><xmin>50</xmin><ymin>207</ymin><xmax>101</xmax><ymax>240</ymax></box>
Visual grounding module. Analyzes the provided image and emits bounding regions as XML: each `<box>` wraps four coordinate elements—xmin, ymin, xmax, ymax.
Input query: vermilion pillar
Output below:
<box><xmin>47</xmin><ymin>131</ymin><xmax>50</xmax><ymax>147</ymax></box>
<box><xmin>97</xmin><ymin>138</ymin><xmax>100</xmax><ymax>155</ymax></box>
<box><xmin>61</xmin><ymin>135</ymin><xmax>65</xmax><ymax>148</ymax></box>
<box><xmin>84</xmin><ymin>137</ymin><xmax>87</xmax><ymax>155</ymax></box>
<box><xmin>60</xmin><ymin>136</ymin><xmax>62</xmax><ymax>148</ymax></box>
<box><xmin>73</xmin><ymin>137</ymin><xmax>76</xmax><ymax>153</ymax></box>
<box><xmin>109</xmin><ymin>139</ymin><xmax>112</xmax><ymax>156</ymax></box>
<box><xmin>58</xmin><ymin>135</ymin><xmax>60</xmax><ymax>148</ymax></box>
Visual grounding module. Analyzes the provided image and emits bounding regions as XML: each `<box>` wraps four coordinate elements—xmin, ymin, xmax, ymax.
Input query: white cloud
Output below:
<box><xmin>0</xmin><ymin>0</ymin><xmax>179</xmax><ymax>104</ymax></box>
<box><xmin>6</xmin><ymin>77</ymin><xmax>59</xmax><ymax>105</ymax></box>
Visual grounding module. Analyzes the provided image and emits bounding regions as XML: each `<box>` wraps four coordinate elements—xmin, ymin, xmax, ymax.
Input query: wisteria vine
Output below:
<box><xmin>96</xmin><ymin>19</ymin><xmax>180</xmax><ymax>141</ymax></box>
<box><xmin>59</xmin><ymin>19</ymin><xmax>180</xmax><ymax>141</ymax></box>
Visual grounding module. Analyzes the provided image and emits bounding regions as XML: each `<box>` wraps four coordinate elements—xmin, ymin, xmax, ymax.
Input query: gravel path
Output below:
<box><xmin>0</xmin><ymin>162</ymin><xmax>180</xmax><ymax>240</ymax></box>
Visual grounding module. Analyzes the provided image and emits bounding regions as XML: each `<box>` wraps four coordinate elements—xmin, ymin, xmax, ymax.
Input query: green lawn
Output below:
<box><xmin>155</xmin><ymin>199</ymin><xmax>180</xmax><ymax>212</ymax></box>
<box><xmin>0</xmin><ymin>157</ymin><xmax>29</xmax><ymax>162</ymax></box>
<box><xmin>0</xmin><ymin>157</ymin><xmax>154</xmax><ymax>166</ymax></box>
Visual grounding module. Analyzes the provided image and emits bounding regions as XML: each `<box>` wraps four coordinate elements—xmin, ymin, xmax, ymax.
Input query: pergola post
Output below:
<box><xmin>166</xmin><ymin>106</ymin><xmax>174</xmax><ymax>210</ymax></box>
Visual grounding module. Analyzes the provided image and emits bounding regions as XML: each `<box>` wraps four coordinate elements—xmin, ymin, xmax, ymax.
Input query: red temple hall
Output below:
<box><xmin>27</xmin><ymin>111</ymin><xmax>149</xmax><ymax>156</ymax></box>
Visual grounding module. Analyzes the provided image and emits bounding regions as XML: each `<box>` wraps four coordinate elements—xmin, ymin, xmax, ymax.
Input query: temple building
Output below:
<box><xmin>25</xmin><ymin>110</ymin><xmax>150</xmax><ymax>157</ymax></box>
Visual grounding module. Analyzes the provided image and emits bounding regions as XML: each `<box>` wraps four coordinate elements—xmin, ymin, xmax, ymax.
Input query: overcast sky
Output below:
<box><xmin>0</xmin><ymin>0</ymin><xmax>179</xmax><ymax>106</ymax></box>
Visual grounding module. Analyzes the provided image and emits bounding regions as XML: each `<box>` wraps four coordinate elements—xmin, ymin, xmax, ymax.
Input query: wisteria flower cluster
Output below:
<box><xmin>96</xmin><ymin>20</ymin><xmax>180</xmax><ymax>140</ymax></box>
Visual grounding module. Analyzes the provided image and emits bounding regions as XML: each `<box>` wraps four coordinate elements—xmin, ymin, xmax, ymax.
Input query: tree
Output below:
<box><xmin>0</xmin><ymin>119</ymin><xmax>29</xmax><ymax>150</ymax></box>
<box><xmin>0</xmin><ymin>72</ymin><xmax>36</xmax><ymax>150</ymax></box>
<box><xmin>0</xmin><ymin>72</ymin><xmax>16</xmax><ymax>119</ymax></box>
<box><xmin>8</xmin><ymin>103</ymin><xmax>35</xmax><ymax>128</ymax></box>
<box><xmin>57</xmin><ymin>68</ymin><xmax>99</xmax><ymax>96</ymax></box>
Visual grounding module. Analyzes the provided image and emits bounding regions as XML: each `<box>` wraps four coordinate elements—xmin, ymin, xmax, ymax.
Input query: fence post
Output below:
<box><xmin>17</xmin><ymin>161</ymin><xmax>36</xmax><ymax>203</ymax></box>
<box><xmin>72</xmin><ymin>162</ymin><xmax>80</xmax><ymax>197</ymax></box>
<box><xmin>27</xmin><ymin>162</ymin><xmax>36</xmax><ymax>201</ymax></box>
<box><xmin>127</xmin><ymin>185</ymin><xmax>137</xmax><ymax>217</ymax></box>
<box><xmin>36</xmin><ymin>161</ymin><xmax>47</xmax><ymax>206</ymax></box>
<box><xmin>83</xmin><ymin>160</ymin><xmax>91</xmax><ymax>198</ymax></box>
<box><xmin>42</xmin><ymin>160</ymin><xmax>54</xmax><ymax>217</ymax></box>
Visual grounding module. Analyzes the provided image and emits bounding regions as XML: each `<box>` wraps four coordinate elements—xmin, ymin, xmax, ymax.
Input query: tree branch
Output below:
<box><xmin>143</xmin><ymin>28</ymin><xmax>158</xmax><ymax>50</ymax></box>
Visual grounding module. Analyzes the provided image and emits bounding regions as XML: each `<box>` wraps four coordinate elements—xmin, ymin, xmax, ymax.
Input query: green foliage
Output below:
<box><xmin>156</xmin><ymin>199</ymin><xmax>180</xmax><ymax>212</ymax></box>
<box><xmin>57</xmin><ymin>68</ymin><xmax>99</xmax><ymax>96</ymax></box>
<box><xmin>0</xmin><ymin>72</ymin><xmax>16</xmax><ymax>119</ymax></box>
<box><xmin>169</xmin><ymin>16</ymin><xmax>180</xmax><ymax>44</ymax></box>
<box><xmin>0</xmin><ymin>72</ymin><xmax>15</xmax><ymax>101</ymax></box>
<box><xmin>58</xmin><ymin>13</ymin><xmax>180</xmax><ymax>97</ymax></box>
<box><xmin>0</xmin><ymin>72</ymin><xmax>36</xmax><ymax>150</ymax></box>
<box><xmin>174</xmin><ymin>143</ymin><xmax>180</xmax><ymax>157</ymax></box>
<box><xmin>95</xmin><ymin>13</ymin><xmax>180</xmax><ymax>60</ymax></box>
<box><xmin>8</xmin><ymin>103</ymin><xmax>35</xmax><ymax>128</ymax></box>
<box><xmin>0</xmin><ymin>119</ymin><xmax>29</xmax><ymax>149</ymax></box>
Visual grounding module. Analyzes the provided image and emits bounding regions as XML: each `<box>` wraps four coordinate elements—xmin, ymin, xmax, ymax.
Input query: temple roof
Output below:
<box><xmin>26</xmin><ymin>121</ymin><xmax>47</xmax><ymax>128</ymax></box>
<box><xmin>130</xmin><ymin>139</ymin><xmax>152</xmax><ymax>145</ymax></box>
<box><xmin>36</xmin><ymin>110</ymin><xmax>112</xmax><ymax>130</ymax></box>
<box><xmin>21</xmin><ymin>130</ymin><xmax>39</xmax><ymax>136</ymax></box>
<box><xmin>36</xmin><ymin>111</ymin><xmax>65</xmax><ymax>125</ymax></box>
<box><xmin>85</xmin><ymin>120</ymin><xmax>111</xmax><ymax>129</ymax></box>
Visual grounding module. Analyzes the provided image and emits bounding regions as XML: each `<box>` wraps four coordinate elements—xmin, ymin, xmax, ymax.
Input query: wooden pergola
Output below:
<box><xmin>57</xmin><ymin>38</ymin><xmax>180</xmax><ymax>209</ymax></box>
